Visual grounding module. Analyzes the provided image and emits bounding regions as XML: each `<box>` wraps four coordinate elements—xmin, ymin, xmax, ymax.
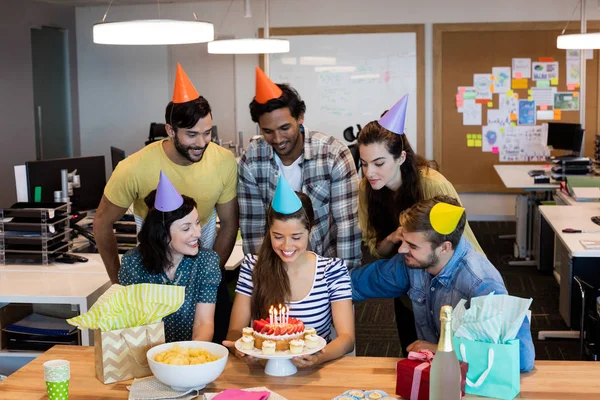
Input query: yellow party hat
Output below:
<box><xmin>429</xmin><ymin>202</ymin><xmax>465</xmax><ymax>235</ymax></box>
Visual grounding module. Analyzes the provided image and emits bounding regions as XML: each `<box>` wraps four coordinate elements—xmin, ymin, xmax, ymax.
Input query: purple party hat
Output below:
<box><xmin>154</xmin><ymin>171</ymin><xmax>184</xmax><ymax>212</ymax></box>
<box><xmin>378</xmin><ymin>94</ymin><xmax>409</xmax><ymax>135</ymax></box>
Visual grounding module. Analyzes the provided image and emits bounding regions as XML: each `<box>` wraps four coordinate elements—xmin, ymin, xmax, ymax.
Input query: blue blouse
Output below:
<box><xmin>119</xmin><ymin>247</ymin><xmax>221</xmax><ymax>343</ymax></box>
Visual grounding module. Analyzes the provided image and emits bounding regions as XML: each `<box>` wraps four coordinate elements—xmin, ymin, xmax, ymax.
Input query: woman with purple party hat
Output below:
<box><xmin>118</xmin><ymin>171</ymin><xmax>221</xmax><ymax>343</ymax></box>
<box><xmin>357</xmin><ymin>94</ymin><xmax>483</xmax><ymax>355</ymax></box>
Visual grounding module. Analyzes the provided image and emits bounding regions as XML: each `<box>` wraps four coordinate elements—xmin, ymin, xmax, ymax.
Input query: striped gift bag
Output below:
<box><xmin>94</xmin><ymin>322</ymin><xmax>165</xmax><ymax>384</ymax></box>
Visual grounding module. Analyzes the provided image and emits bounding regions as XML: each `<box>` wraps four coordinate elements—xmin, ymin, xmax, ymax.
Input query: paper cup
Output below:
<box><xmin>44</xmin><ymin>360</ymin><xmax>70</xmax><ymax>400</ymax></box>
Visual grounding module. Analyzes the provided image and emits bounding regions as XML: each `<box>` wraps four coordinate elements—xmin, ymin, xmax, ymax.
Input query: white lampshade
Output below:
<box><xmin>93</xmin><ymin>20</ymin><xmax>214</xmax><ymax>45</ymax></box>
<box><xmin>557</xmin><ymin>32</ymin><xmax>600</xmax><ymax>49</ymax></box>
<box><xmin>207</xmin><ymin>38</ymin><xmax>290</xmax><ymax>54</ymax></box>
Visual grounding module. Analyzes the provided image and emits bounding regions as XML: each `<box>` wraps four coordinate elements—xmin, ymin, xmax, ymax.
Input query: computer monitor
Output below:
<box><xmin>546</xmin><ymin>122</ymin><xmax>584</xmax><ymax>154</ymax></box>
<box><xmin>211</xmin><ymin>125</ymin><xmax>219</xmax><ymax>143</ymax></box>
<box><xmin>110</xmin><ymin>146</ymin><xmax>126</xmax><ymax>170</ymax></box>
<box><xmin>26</xmin><ymin>156</ymin><xmax>106</xmax><ymax>213</ymax></box>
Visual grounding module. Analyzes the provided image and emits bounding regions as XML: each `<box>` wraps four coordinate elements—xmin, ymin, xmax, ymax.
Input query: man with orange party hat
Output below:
<box><xmin>238</xmin><ymin>67</ymin><xmax>361</xmax><ymax>269</ymax></box>
<box><xmin>350</xmin><ymin>195</ymin><xmax>535</xmax><ymax>372</ymax></box>
<box><xmin>95</xmin><ymin>63</ymin><xmax>238</xmax><ymax>344</ymax></box>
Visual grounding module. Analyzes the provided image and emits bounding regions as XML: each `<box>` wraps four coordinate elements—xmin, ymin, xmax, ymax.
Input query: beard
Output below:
<box><xmin>405</xmin><ymin>250</ymin><xmax>440</xmax><ymax>270</ymax></box>
<box><xmin>173</xmin><ymin>133</ymin><xmax>208</xmax><ymax>163</ymax></box>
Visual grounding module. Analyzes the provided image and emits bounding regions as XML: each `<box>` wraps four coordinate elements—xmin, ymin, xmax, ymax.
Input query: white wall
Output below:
<box><xmin>75</xmin><ymin>0</ymin><xmax>600</xmax><ymax>217</ymax></box>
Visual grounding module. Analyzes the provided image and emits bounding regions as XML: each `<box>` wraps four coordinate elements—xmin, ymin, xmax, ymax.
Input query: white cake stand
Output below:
<box><xmin>235</xmin><ymin>336</ymin><xmax>326</xmax><ymax>377</ymax></box>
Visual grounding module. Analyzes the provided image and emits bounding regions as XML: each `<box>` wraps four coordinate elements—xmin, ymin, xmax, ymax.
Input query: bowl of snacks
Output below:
<box><xmin>147</xmin><ymin>341</ymin><xmax>228</xmax><ymax>391</ymax></box>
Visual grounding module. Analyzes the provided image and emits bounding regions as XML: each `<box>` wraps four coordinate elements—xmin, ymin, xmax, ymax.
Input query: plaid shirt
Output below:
<box><xmin>238</xmin><ymin>128</ymin><xmax>362</xmax><ymax>269</ymax></box>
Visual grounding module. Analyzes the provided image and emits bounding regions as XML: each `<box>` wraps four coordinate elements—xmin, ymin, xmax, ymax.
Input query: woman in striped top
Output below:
<box><xmin>223</xmin><ymin>191</ymin><xmax>355</xmax><ymax>368</ymax></box>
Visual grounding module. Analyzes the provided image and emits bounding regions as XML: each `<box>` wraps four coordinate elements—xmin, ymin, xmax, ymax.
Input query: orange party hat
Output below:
<box><xmin>255</xmin><ymin>66</ymin><xmax>282</xmax><ymax>104</ymax></box>
<box><xmin>172</xmin><ymin>63</ymin><xmax>200</xmax><ymax>104</ymax></box>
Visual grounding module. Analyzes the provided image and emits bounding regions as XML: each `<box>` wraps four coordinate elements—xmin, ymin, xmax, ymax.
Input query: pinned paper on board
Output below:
<box><xmin>567</xmin><ymin>83</ymin><xmax>576</xmax><ymax>90</ymax></box>
<box><xmin>482</xmin><ymin>125</ymin><xmax>502</xmax><ymax>152</ymax></box>
<box><xmin>554</xmin><ymin>92</ymin><xmax>579</xmax><ymax>111</ymax></box>
<box><xmin>554</xmin><ymin>109</ymin><xmax>562</xmax><ymax>120</ymax></box>
<box><xmin>487</xmin><ymin>102</ymin><xmax>493</xmax><ymax>107</ymax></box>
<box><xmin>531</xmin><ymin>88</ymin><xmax>557</xmax><ymax>106</ymax></box>
<box><xmin>537</xmin><ymin>110</ymin><xmax>554</xmax><ymax>120</ymax></box>
<box><xmin>567</xmin><ymin>50</ymin><xmax>582</xmax><ymax>86</ymax></box>
<box><xmin>536</xmin><ymin>80</ymin><xmax>550</xmax><ymax>88</ymax></box>
<box><xmin>532</xmin><ymin>62</ymin><xmax>559</xmax><ymax>81</ymax></box>
<box><xmin>474</xmin><ymin>74</ymin><xmax>493</xmax><ymax>100</ymax></box>
<box><xmin>512</xmin><ymin>78</ymin><xmax>528</xmax><ymax>89</ymax></box>
<box><xmin>462</xmin><ymin>99</ymin><xmax>482</xmax><ymax>125</ymax></box>
<box><xmin>512</xmin><ymin>58</ymin><xmax>531</xmax><ymax>78</ymax></box>
<box><xmin>492</xmin><ymin>67</ymin><xmax>511</xmax><ymax>93</ymax></box>
<box><xmin>466</xmin><ymin>133</ymin><xmax>483</xmax><ymax>147</ymax></box>
<box><xmin>540</xmin><ymin>104</ymin><xmax>548</xmax><ymax>110</ymax></box>
<box><xmin>488</xmin><ymin>109</ymin><xmax>511</xmax><ymax>126</ymax></box>
<box><xmin>550</xmin><ymin>77</ymin><xmax>559</xmax><ymax>85</ymax></box>
<box><xmin>498</xmin><ymin>93</ymin><xmax>518</xmax><ymax>114</ymax></box>
<box><xmin>518</xmin><ymin>100</ymin><xmax>536</xmax><ymax>125</ymax></box>
<box><xmin>509</xmin><ymin>113</ymin><xmax>517</xmax><ymax>121</ymax></box>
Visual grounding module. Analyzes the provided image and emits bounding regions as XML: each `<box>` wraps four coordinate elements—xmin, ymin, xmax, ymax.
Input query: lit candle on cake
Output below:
<box><xmin>269</xmin><ymin>306</ymin><xmax>274</xmax><ymax>324</ymax></box>
<box><xmin>278</xmin><ymin>304</ymin><xmax>282</xmax><ymax>326</ymax></box>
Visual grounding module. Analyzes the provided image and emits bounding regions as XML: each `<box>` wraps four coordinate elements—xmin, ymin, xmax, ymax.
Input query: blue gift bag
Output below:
<box><xmin>453</xmin><ymin>337</ymin><xmax>520</xmax><ymax>400</ymax></box>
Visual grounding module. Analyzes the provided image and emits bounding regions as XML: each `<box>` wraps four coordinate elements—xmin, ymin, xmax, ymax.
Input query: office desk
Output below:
<box><xmin>494</xmin><ymin>165</ymin><xmax>559</xmax><ymax>191</ymax></box>
<box><xmin>0</xmin><ymin>254</ymin><xmax>111</xmax><ymax>347</ymax></box>
<box><xmin>538</xmin><ymin>206</ymin><xmax>600</xmax><ymax>334</ymax></box>
<box><xmin>494</xmin><ymin>165</ymin><xmax>559</xmax><ymax>265</ymax></box>
<box><xmin>3</xmin><ymin>345</ymin><xmax>600</xmax><ymax>399</ymax></box>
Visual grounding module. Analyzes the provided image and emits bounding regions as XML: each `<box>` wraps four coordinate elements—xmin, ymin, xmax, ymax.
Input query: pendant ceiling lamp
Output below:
<box><xmin>556</xmin><ymin>0</ymin><xmax>599</xmax><ymax>49</ymax></box>
<box><xmin>207</xmin><ymin>0</ymin><xmax>290</xmax><ymax>54</ymax></box>
<box><xmin>93</xmin><ymin>0</ymin><xmax>214</xmax><ymax>45</ymax></box>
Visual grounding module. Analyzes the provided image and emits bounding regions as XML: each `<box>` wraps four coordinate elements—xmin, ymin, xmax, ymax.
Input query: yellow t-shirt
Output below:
<box><xmin>358</xmin><ymin>168</ymin><xmax>484</xmax><ymax>258</ymax></box>
<box><xmin>104</xmin><ymin>140</ymin><xmax>237</xmax><ymax>226</ymax></box>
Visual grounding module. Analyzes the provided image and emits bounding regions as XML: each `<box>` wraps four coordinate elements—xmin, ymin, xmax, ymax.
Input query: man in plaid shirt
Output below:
<box><xmin>238</xmin><ymin>67</ymin><xmax>362</xmax><ymax>269</ymax></box>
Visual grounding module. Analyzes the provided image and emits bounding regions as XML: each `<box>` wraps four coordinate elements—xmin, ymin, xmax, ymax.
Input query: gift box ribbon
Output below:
<box><xmin>407</xmin><ymin>350</ymin><xmax>434</xmax><ymax>400</ymax></box>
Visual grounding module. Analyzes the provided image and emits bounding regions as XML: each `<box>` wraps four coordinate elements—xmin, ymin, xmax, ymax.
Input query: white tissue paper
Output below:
<box><xmin>452</xmin><ymin>292</ymin><xmax>532</xmax><ymax>344</ymax></box>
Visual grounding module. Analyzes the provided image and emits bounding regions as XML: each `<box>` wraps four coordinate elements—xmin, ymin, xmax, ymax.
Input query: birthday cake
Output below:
<box><xmin>251</xmin><ymin>317</ymin><xmax>305</xmax><ymax>351</ymax></box>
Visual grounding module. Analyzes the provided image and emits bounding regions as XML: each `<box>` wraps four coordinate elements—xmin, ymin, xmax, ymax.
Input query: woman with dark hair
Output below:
<box><xmin>357</xmin><ymin>95</ymin><xmax>483</xmax><ymax>354</ymax></box>
<box><xmin>118</xmin><ymin>173</ymin><xmax>221</xmax><ymax>343</ymax></box>
<box><xmin>224</xmin><ymin>176</ymin><xmax>355</xmax><ymax>368</ymax></box>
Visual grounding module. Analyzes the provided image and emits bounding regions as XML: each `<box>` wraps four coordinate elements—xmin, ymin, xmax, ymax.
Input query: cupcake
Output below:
<box><xmin>345</xmin><ymin>390</ymin><xmax>365</xmax><ymax>399</ymax></box>
<box><xmin>304</xmin><ymin>327</ymin><xmax>317</xmax><ymax>338</ymax></box>
<box><xmin>242</xmin><ymin>327</ymin><xmax>254</xmax><ymax>338</ymax></box>
<box><xmin>262</xmin><ymin>340</ymin><xmax>276</xmax><ymax>355</ymax></box>
<box><xmin>289</xmin><ymin>339</ymin><xmax>305</xmax><ymax>354</ymax></box>
<box><xmin>365</xmin><ymin>391</ymin><xmax>387</xmax><ymax>400</ymax></box>
<box><xmin>305</xmin><ymin>334</ymin><xmax>319</xmax><ymax>349</ymax></box>
<box><xmin>240</xmin><ymin>335</ymin><xmax>254</xmax><ymax>350</ymax></box>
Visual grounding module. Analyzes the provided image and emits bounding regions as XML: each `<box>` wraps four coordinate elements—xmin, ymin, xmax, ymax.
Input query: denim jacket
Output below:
<box><xmin>351</xmin><ymin>236</ymin><xmax>535</xmax><ymax>372</ymax></box>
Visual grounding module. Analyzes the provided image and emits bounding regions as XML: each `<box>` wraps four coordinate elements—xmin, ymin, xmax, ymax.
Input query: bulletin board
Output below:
<box><xmin>260</xmin><ymin>25</ymin><xmax>426</xmax><ymax>155</ymax></box>
<box><xmin>433</xmin><ymin>22</ymin><xmax>600</xmax><ymax>193</ymax></box>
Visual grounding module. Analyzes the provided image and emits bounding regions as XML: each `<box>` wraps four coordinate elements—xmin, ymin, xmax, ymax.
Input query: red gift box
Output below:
<box><xmin>395</xmin><ymin>351</ymin><xmax>468</xmax><ymax>400</ymax></box>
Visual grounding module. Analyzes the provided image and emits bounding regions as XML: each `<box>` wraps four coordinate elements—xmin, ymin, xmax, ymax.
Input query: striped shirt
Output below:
<box><xmin>235</xmin><ymin>253</ymin><xmax>352</xmax><ymax>340</ymax></box>
<box><xmin>237</xmin><ymin>127</ymin><xmax>362</xmax><ymax>269</ymax></box>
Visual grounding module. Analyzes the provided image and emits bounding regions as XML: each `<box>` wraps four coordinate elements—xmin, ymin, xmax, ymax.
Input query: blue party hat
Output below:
<box><xmin>155</xmin><ymin>171</ymin><xmax>184</xmax><ymax>212</ymax></box>
<box><xmin>272</xmin><ymin>175</ymin><xmax>302</xmax><ymax>214</ymax></box>
<box><xmin>378</xmin><ymin>94</ymin><xmax>408</xmax><ymax>135</ymax></box>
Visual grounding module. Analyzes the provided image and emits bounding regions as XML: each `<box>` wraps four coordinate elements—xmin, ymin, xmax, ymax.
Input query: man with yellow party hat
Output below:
<box><xmin>238</xmin><ymin>67</ymin><xmax>362</xmax><ymax>269</ymax></box>
<box><xmin>350</xmin><ymin>195</ymin><xmax>535</xmax><ymax>372</ymax></box>
<box><xmin>95</xmin><ymin>63</ymin><xmax>238</xmax><ymax>344</ymax></box>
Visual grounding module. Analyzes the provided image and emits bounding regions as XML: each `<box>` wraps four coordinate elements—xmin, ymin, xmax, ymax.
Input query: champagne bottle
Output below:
<box><xmin>429</xmin><ymin>305</ymin><xmax>461</xmax><ymax>400</ymax></box>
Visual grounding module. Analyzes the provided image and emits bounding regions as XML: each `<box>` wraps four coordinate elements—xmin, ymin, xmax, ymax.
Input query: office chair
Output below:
<box><xmin>145</xmin><ymin>123</ymin><xmax>168</xmax><ymax>146</ymax></box>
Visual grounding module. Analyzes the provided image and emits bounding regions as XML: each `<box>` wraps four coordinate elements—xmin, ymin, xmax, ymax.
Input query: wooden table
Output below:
<box><xmin>2</xmin><ymin>346</ymin><xmax>600</xmax><ymax>399</ymax></box>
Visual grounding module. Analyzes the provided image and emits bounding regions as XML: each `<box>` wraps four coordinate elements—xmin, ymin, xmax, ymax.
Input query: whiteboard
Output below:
<box><xmin>270</xmin><ymin>32</ymin><xmax>418</xmax><ymax>151</ymax></box>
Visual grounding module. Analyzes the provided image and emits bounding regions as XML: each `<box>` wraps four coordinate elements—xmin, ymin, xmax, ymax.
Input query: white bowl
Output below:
<box><xmin>146</xmin><ymin>341</ymin><xmax>229</xmax><ymax>391</ymax></box>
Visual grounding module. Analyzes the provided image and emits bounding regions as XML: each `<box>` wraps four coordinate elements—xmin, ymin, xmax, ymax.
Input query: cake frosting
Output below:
<box><xmin>252</xmin><ymin>317</ymin><xmax>306</xmax><ymax>351</ymax></box>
